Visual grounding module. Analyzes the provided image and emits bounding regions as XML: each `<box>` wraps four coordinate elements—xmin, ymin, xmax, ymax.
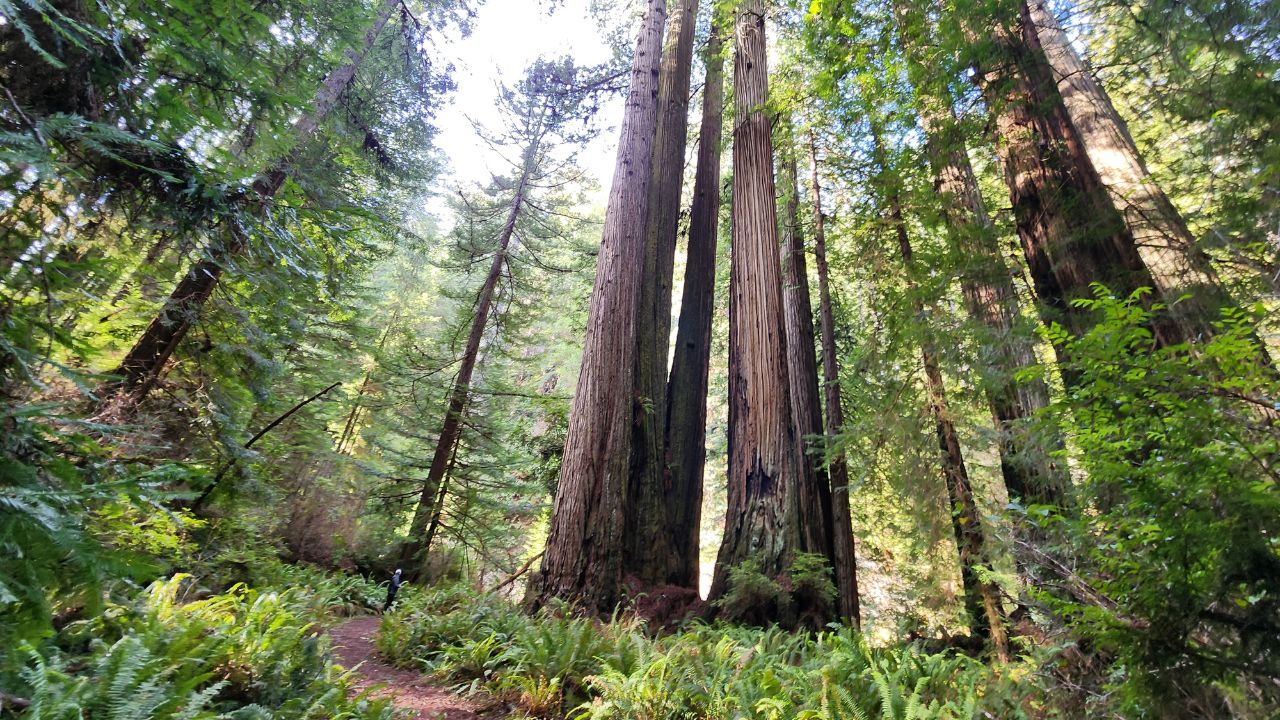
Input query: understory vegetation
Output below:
<box><xmin>14</xmin><ymin>573</ymin><xmax>391</xmax><ymax>719</ymax></box>
<box><xmin>377</xmin><ymin>583</ymin><xmax>1042</xmax><ymax>719</ymax></box>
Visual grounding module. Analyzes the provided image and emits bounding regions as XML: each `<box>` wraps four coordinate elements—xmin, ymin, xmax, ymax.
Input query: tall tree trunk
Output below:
<box><xmin>807</xmin><ymin>131</ymin><xmax>861</xmax><ymax>626</ymax></box>
<box><xmin>662</xmin><ymin>19</ymin><xmax>725</xmax><ymax>591</ymax></box>
<box><xmin>709</xmin><ymin>1</ymin><xmax>813</xmax><ymax>610</ymax></box>
<box><xmin>1026</xmin><ymin>0</ymin><xmax>1240</xmax><ymax>341</ymax></box>
<box><xmin>626</xmin><ymin>0</ymin><xmax>701</xmax><ymax>590</ymax></box>
<box><xmin>420</xmin><ymin>429</ymin><xmax>464</xmax><ymax>562</ymax></box>
<box><xmin>530</xmin><ymin>0</ymin><xmax>666</xmax><ymax>614</ymax></box>
<box><xmin>874</xmin><ymin>129</ymin><xmax>1009</xmax><ymax>661</ymax></box>
<box><xmin>778</xmin><ymin>124</ymin><xmax>835</xmax><ymax>572</ymax></box>
<box><xmin>105</xmin><ymin>0</ymin><xmax>401</xmax><ymax>400</ymax></box>
<box><xmin>893</xmin><ymin>1</ymin><xmax>1066</xmax><ymax>506</ymax></box>
<box><xmin>972</xmin><ymin>2</ymin><xmax>1188</xmax><ymax>354</ymax></box>
<box><xmin>398</xmin><ymin>141</ymin><xmax>539</xmax><ymax>577</ymax></box>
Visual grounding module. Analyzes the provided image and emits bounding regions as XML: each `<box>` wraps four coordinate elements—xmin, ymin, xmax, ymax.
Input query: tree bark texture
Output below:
<box><xmin>398</xmin><ymin>140</ymin><xmax>538</xmax><ymax>578</ymax></box>
<box><xmin>626</xmin><ymin>0</ymin><xmax>701</xmax><ymax>590</ymax></box>
<box><xmin>1025</xmin><ymin>0</ymin><xmax>1237</xmax><ymax>341</ymax></box>
<box><xmin>875</xmin><ymin>128</ymin><xmax>1009</xmax><ymax>660</ymax></box>
<box><xmin>107</xmin><ymin>0</ymin><xmax>401</xmax><ymax>398</ymax></box>
<box><xmin>778</xmin><ymin>126</ymin><xmax>835</xmax><ymax>570</ymax></box>
<box><xmin>971</xmin><ymin>3</ymin><xmax>1190</xmax><ymax>355</ymax></box>
<box><xmin>709</xmin><ymin>0</ymin><xmax>809</xmax><ymax>605</ymax></box>
<box><xmin>807</xmin><ymin>132</ymin><xmax>861</xmax><ymax>626</ymax></box>
<box><xmin>662</xmin><ymin>19</ymin><xmax>725</xmax><ymax>591</ymax></box>
<box><xmin>530</xmin><ymin>0</ymin><xmax>666</xmax><ymax>614</ymax></box>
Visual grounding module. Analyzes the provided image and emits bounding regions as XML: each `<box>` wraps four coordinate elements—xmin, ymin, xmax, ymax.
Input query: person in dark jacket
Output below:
<box><xmin>383</xmin><ymin>568</ymin><xmax>404</xmax><ymax>612</ymax></box>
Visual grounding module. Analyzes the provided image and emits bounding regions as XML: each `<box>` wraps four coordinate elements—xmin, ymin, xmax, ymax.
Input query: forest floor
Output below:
<box><xmin>330</xmin><ymin>616</ymin><xmax>501</xmax><ymax>719</ymax></box>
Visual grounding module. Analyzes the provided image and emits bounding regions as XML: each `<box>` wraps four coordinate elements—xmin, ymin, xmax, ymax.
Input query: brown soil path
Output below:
<box><xmin>330</xmin><ymin>616</ymin><xmax>496</xmax><ymax>720</ymax></box>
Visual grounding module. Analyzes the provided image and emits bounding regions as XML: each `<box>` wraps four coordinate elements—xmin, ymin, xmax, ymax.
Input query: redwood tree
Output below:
<box><xmin>530</xmin><ymin>0</ymin><xmax>667</xmax><ymax>613</ymax></box>
<box><xmin>662</xmin><ymin>18</ymin><xmax>726</xmax><ymax>591</ymax></box>
<box><xmin>1026</xmin><ymin>0</ymin><xmax>1242</xmax><ymax>342</ymax></box>
<box><xmin>397</xmin><ymin>58</ymin><xmax>611</xmax><ymax>576</ymax></box>
<box><xmin>778</xmin><ymin>124</ymin><xmax>835</xmax><ymax>574</ymax></box>
<box><xmin>967</xmin><ymin>0</ymin><xmax>1189</xmax><ymax>353</ymax></box>
<box><xmin>709</xmin><ymin>0</ymin><xmax>815</xmax><ymax>609</ymax></box>
<box><xmin>807</xmin><ymin>130</ymin><xmax>861</xmax><ymax>626</ymax></box>
<box><xmin>626</xmin><ymin>0</ymin><xmax>701</xmax><ymax>590</ymax></box>
<box><xmin>893</xmin><ymin>1</ymin><xmax>1066</xmax><ymax>506</ymax></box>
<box><xmin>873</xmin><ymin>125</ymin><xmax>1009</xmax><ymax>660</ymax></box>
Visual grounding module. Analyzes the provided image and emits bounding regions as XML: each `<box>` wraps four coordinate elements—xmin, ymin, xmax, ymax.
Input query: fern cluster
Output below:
<box><xmin>376</xmin><ymin>587</ymin><xmax>1047</xmax><ymax>719</ymax></box>
<box><xmin>10</xmin><ymin>575</ymin><xmax>393</xmax><ymax>720</ymax></box>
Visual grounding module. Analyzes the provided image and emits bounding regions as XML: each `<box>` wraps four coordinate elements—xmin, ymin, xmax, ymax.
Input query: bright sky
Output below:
<box><xmin>428</xmin><ymin>0</ymin><xmax>628</xmax><ymax>219</ymax></box>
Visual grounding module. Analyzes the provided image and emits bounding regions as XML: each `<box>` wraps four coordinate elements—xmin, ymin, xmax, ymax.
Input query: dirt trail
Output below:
<box><xmin>330</xmin><ymin>616</ymin><xmax>495</xmax><ymax>720</ymax></box>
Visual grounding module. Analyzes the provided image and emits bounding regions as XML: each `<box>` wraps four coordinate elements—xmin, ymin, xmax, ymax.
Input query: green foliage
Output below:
<box><xmin>1036</xmin><ymin>288</ymin><xmax>1280</xmax><ymax>716</ymax></box>
<box><xmin>377</xmin><ymin>591</ymin><xmax>1046</xmax><ymax>720</ymax></box>
<box><xmin>13</xmin><ymin>574</ymin><xmax>393</xmax><ymax>719</ymax></box>
<box><xmin>0</xmin><ymin>401</ymin><xmax>201</xmax><ymax>665</ymax></box>
<box><xmin>713</xmin><ymin>552</ymin><xmax>838</xmax><ymax>630</ymax></box>
<box><xmin>243</xmin><ymin>560</ymin><xmax>387</xmax><ymax>619</ymax></box>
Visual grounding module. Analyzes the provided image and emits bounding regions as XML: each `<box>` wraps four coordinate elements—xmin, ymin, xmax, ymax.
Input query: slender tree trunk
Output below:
<box><xmin>778</xmin><ymin>124</ymin><xmax>835</xmax><ymax>572</ymax></box>
<box><xmin>893</xmin><ymin>1</ymin><xmax>1065</xmax><ymax>506</ymax></box>
<box><xmin>1026</xmin><ymin>0</ymin><xmax>1239</xmax><ymax>341</ymax></box>
<box><xmin>627</xmin><ymin>0</ymin><xmax>701</xmax><ymax>590</ymax></box>
<box><xmin>662</xmin><ymin>19</ymin><xmax>725</xmax><ymax>592</ymax></box>
<box><xmin>874</xmin><ymin>128</ymin><xmax>1009</xmax><ymax>660</ymax></box>
<box><xmin>807</xmin><ymin>132</ymin><xmax>861</xmax><ymax>626</ymax></box>
<box><xmin>530</xmin><ymin>0</ymin><xmax>666</xmax><ymax>614</ymax></box>
<box><xmin>398</xmin><ymin>145</ymin><xmax>537</xmax><ymax>577</ymax></box>
<box><xmin>709</xmin><ymin>1</ymin><xmax>813</xmax><ymax>610</ymax></box>
<box><xmin>420</xmin><ymin>430</ymin><xmax>464</xmax><ymax>561</ymax></box>
<box><xmin>972</xmin><ymin>3</ymin><xmax>1188</xmax><ymax>354</ymax></box>
<box><xmin>105</xmin><ymin>0</ymin><xmax>401</xmax><ymax>400</ymax></box>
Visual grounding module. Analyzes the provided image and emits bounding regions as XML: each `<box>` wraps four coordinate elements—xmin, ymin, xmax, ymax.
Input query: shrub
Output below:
<box><xmin>714</xmin><ymin>552</ymin><xmax>838</xmax><ymax>630</ymax></box>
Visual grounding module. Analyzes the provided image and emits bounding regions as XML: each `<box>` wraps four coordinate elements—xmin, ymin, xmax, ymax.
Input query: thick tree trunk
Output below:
<box><xmin>398</xmin><ymin>144</ymin><xmax>537</xmax><ymax>577</ymax></box>
<box><xmin>927</xmin><ymin>108</ymin><xmax>1065</xmax><ymax>506</ymax></box>
<box><xmin>875</xmin><ymin>129</ymin><xmax>1009</xmax><ymax>660</ymax></box>
<box><xmin>662</xmin><ymin>19</ymin><xmax>725</xmax><ymax>591</ymax></box>
<box><xmin>778</xmin><ymin>126</ymin><xmax>835</xmax><ymax>571</ymax></box>
<box><xmin>626</xmin><ymin>0</ymin><xmax>700</xmax><ymax>590</ymax></box>
<box><xmin>105</xmin><ymin>0</ymin><xmax>401</xmax><ymax>399</ymax></box>
<box><xmin>807</xmin><ymin>132</ymin><xmax>861</xmax><ymax>626</ymax></box>
<box><xmin>893</xmin><ymin>1</ymin><xmax>1066</xmax><ymax>505</ymax></box>
<box><xmin>1026</xmin><ymin>0</ymin><xmax>1238</xmax><ymax>341</ymax></box>
<box><xmin>530</xmin><ymin>0</ymin><xmax>666</xmax><ymax>614</ymax></box>
<box><xmin>974</xmin><ymin>2</ymin><xmax>1188</xmax><ymax>353</ymax></box>
<box><xmin>709</xmin><ymin>1</ymin><xmax>812</xmax><ymax>609</ymax></box>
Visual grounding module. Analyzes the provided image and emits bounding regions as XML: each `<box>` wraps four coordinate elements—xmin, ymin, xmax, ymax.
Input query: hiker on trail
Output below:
<box><xmin>383</xmin><ymin>568</ymin><xmax>404</xmax><ymax>612</ymax></box>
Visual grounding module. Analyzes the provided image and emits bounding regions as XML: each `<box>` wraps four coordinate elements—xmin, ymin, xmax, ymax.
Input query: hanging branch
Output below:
<box><xmin>192</xmin><ymin>381</ymin><xmax>342</xmax><ymax>509</ymax></box>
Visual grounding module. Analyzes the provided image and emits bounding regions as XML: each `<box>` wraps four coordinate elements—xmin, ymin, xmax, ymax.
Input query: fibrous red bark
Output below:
<box><xmin>778</xmin><ymin>125</ymin><xmax>836</xmax><ymax>574</ymax></box>
<box><xmin>626</xmin><ymin>0</ymin><xmax>702</xmax><ymax>591</ymax></box>
<box><xmin>807</xmin><ymin>131</ymin><xmax>861</xmax><ymax>626</ymax></box>
<box><xmin>893</xmin><ymin>0</ymin><xmax>1065</xmax><ymax>506</ymax></box>
<box><xmin>709</xmin><ymin>0</ymin><xmax>813</xmax><ymax>609</ymax></box>
<box><xmin>972</xmin><ymin>0</ymin><xmax>1187</xmax><ymax>353</ymax></box>
<box><xmin>530</xmin><ymin>0</ymin><xmax>667</xmax><ymax>614</ymax></box>
<box><xmin>662</xmin><ymin>18</ymin><xmax>725</xmax><ymax>591</ymax></box>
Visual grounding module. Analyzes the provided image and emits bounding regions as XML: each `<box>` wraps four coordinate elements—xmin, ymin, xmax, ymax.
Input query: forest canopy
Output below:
<box><xmin>1</xmin><ymin>0</ymin><xmax>1277</xmax><ymax>718</ymax></box>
